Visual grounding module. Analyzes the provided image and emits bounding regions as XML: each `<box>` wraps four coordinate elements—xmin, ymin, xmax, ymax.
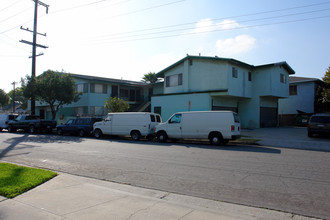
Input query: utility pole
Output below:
<box><xmin>11</xmin><ymin>82</ymin><xmax>17</xmax><ymax>113</ymax></box>
<box><xmin>20</xmin><ymin>0</ymin><xmax>49</xmax><ymax>115</ymax></box>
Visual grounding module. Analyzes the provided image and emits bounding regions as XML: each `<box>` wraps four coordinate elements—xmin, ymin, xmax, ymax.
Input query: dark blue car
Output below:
<box><xmin>56</xmin><ymin>117</ymin><xmax>102</xmax><ymax>137</ymax></box>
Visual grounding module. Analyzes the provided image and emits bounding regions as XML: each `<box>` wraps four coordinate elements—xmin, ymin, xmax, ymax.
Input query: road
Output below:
<box><xmin>1</xmin><ymin>132</ymin><xmax>330</xmax><ymax>219</ymax></box>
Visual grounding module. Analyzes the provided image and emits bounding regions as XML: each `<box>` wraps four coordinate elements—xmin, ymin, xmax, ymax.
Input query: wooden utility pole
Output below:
<box><xmin>20</xmin><ymin>0</ymin><xmax>49</xmax><ymax>115</ymax></box>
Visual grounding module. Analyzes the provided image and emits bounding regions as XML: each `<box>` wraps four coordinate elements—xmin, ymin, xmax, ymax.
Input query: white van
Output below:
<box><xmin>155</xmin><ymin>111</ymin><xmax>240</xmax><ymax>145</ymax></box>
<box><xmin>0</xmin><ymin>114</ymin><xmax>17</xmax><ymax>131</ymax></box>
<box><xmin>93</xmin><ymin>112</ymin><xmax>162</xmax><ymax>140</ymax></box>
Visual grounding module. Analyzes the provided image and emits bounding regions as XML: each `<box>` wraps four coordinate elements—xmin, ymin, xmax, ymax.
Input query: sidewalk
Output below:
<box><xmin>0</xmin><ymin>173</ymin><xmax>316</xmax><ymax>220</ymax></box>
<box><xmin>242</xmin><ymin>127</ymin><xmax>330</xmax><ymax>152</ymax></box>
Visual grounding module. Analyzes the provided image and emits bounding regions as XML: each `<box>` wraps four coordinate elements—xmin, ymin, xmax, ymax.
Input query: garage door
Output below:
<box><xmin>260</xmin><ymin>107</ymin><xmax>278</xmax><ymax>127</ymax></box>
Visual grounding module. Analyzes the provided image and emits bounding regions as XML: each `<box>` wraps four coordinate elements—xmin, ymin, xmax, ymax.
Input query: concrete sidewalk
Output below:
<box><xmin>242</xmin><ymin>127</ymin><xmax>330</xmax><ymax>152</ymax></box>
<box><xmin>0</xmin><ymin>173</ymin><xmax>317</xmax><ymax>220</ymax></box>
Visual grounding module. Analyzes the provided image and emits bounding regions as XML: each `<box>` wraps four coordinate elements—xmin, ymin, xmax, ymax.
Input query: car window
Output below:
<box><xmin>105</xmin><ymin>115</ymin><xmax>112</xmax><ymax>121</ymax></box>
<box><xmin>311</xmin><ymin>116</ymin><xmax>330</xmax><ymax>123</ymax></box>
<box><xmin>150</xmin><ymin>115</ymin><xmax>155</xmax><ymax>122</ymax></box>
<box><xmin>66</xmin><ymin>119</ymin><xmax>74</xmax><ymax>125</ymax></box>
<box><xmin>169</xmin><ymin>114</ymin><xmax>182</xmax><ymax>124</ymax></box>
<box><xmin>156</xmin><ymin>115</ymin><xmax>161</xmax><ymax>123</ymax></box>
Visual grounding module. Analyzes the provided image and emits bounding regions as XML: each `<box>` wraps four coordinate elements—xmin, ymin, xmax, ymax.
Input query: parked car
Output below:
<box><xmin>0</xmin><ymin>113</ymin><xmax>18</xmax><ymax>131</ymax></box>
<box><xmin>7</xmin><ymin>114</ymin><xmax>57</xmax><ymax>133</ymax></box>
<box><xmin>308</xmin><ymin>113</ymin><xmax>330</xmax><ymax>137</ymax></box>
<box><xmin>93</xmin><ymin>112</ymin><xmax>161</xmax><ymax>140</ymax></box>
<box><xmin>155</xmin><ymin>111</ymin><xmax>241</xmax><ymax>145</ymax></box>
<box><xmin>57</xmin><ymin>117</ymin><xmax>102</xmax><ymax>137</ymax></box>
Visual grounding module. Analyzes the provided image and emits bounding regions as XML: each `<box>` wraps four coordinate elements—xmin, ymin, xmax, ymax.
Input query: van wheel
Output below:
<box><xmin>209</xmin><ymin>133</ymin><xmax>223</xmax><ymax>146</ymax></box>
<box><xmin>157</xmin><ymin>132</ymin><xmax>168</xmax><ymax>143</ymax></box>
<box><xmin>131</xmin><ymin>131</ymin><xmax>141</xmax><ymax>141</ymax></box>
<box><xmin>29</xmin><ymin>125</ymin><xmax>35</xmax><ymax>134</ymax></box>
<box><xmin>94</xmin><ymin>129</ymin><xmax>102</xmax><ymax>138</ymax></box>
<box><xmin>79</xmin><ymin>130</ymin><xmax>85</xmax><ymax>137</ymax></box>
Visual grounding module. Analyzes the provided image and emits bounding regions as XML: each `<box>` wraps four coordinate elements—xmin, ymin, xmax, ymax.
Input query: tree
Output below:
<box><xmin>142</xmin><ymin>72</ymin><xmax>159</xmax><ymax>83</ymax></box>
<box><xmin>8</xmin><ymin>86</ymin><xmax>28</xmax><ymax>109</ymax></box>
<box><xmin>22</xmin><ymin>70</ymin><xmax>81</xmax><ymax>119</ymax></box>
<box><xmin>104</xmin><ymin>97</ymin><xmax>129</xmax><ymax>113</ymax></box>
<box><xmin>321</xmin><ymin>66</ymin><xmax>330</xmax><ymax>103</ymax></box>
<box><xmin>0</xmin><ymin>89</ymin><xmax>9</xmax><ymax>107</ymax></box>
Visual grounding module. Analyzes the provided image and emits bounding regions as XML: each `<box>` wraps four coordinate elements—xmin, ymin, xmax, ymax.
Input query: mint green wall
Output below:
<box><xmin>188</xmin><ymin>59</ymin><xmax>228</xmax><ymax>92</ymax></box>
<box><xmin>151</xmin><ymin>93</ymin><xmax>211</xmax><ymax>121</ymax></box>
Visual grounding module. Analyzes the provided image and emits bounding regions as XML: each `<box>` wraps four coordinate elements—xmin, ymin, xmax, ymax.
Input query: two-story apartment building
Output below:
<box><xmin>278</xmin><ymin>76</ymin><xmax>324</xmax><ymax>126</ymax></box>
<box><xmin>36</xmin><ymin>73</ymin><xmax>151</xmax><ymax>123</ymax></box>
<box><xmin>151</xmin><ymin>55</ymin><xmax>295</xmax><ymax>129</ymax></box>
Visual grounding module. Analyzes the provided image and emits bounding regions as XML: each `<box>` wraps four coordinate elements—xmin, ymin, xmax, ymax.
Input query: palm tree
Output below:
<box><xmin>142</xmin><ymin>72</ymin><xmax>159</xmax><ymax>83</ymax></box>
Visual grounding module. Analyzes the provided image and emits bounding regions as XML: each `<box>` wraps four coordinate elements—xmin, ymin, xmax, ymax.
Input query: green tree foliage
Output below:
<box><xmin>8</xmin><ymin>87</ymin><xmax>28</xmax><ymax>109</ymax></box>
<box><xmin>0</xmin><ymin>89</ymin><xmax>9</xmax><ymax>107</ymax></box>
<box><xmin>22</xmin><ymin>70</ymin><xmax>81</xmax><ymax>120</ymax></box>
<box><xmin>104</xmin><ymin>97</ymin><xmax>129</xmax><ymax>113</ymax></box>
<box><xmin>321</xmin><ymin>66</ymin><xmax>330</xmax><ymax>103</ymax></box>
<box><xmin>142</xmin><ymin>72</ymin><xmax>159</xmax><ymax>83</ymax></box>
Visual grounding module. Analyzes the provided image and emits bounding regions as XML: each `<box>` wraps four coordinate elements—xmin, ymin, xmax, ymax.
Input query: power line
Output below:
<box><xmin>91</xmin><ymin>8</ymin><xmax>330</xmax><ymax>42</ymax></box>
<box><xmin>50</xmin><ymin>0</ymin><xmax>133</xmax><ymax>14</ymax></box>
<box><xmin>93</xmin><ymin>1</ymin><xmax>330</xmax><ymax>39</ymax></box>
<box><xmin>0</xmin><ymin>0</ymin><xmax>23</xmax><ymax>13</ymax></box>
<box><xmin>93</xmin><ymin>15</ymin><xmax>330</xmax><ymax>44</ymax></box>
<box><xmin>0</xmin><ymin>6</ymin><xmax>32</xmax><ymax>24</ymax></box>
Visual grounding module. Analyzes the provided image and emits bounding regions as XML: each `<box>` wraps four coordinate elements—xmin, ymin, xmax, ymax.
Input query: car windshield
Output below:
<box><xmin>310</xmin><ymin>116</ymin><xmax>330</xmax><ymax>123</ymax></box>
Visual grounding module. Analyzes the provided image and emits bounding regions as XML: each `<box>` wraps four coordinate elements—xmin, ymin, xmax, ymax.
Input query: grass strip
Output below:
<box><xmin>0</xmin><ymin>163</ymin><xmax>57</xmax><ymax>198</ymax></box>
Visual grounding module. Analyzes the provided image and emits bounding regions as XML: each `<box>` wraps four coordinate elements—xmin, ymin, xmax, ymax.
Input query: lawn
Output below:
<box><xmin>0</xmin><ymin>163</ymin><xmax>57</xmax><ymax>198</ymax></box>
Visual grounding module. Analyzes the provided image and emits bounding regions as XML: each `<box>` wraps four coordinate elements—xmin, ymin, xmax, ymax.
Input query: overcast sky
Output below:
<box><xmin>1</xmin><ymin>0</ymin><xmax>330</xmax><ymax>92</ymax></box>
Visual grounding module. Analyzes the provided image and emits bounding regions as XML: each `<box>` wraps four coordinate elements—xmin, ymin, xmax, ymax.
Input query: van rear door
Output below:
<box><xmin>166</xmin><ymin>113</ymin><xmax>182</xmax><ymax>138</ymax></box>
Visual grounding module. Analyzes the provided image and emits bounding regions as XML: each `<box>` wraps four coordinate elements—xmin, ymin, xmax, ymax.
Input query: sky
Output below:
<box><xmin>1</xmin><ymin>0</ymin><xmax>330</xmax><ymax>92</ymax></box>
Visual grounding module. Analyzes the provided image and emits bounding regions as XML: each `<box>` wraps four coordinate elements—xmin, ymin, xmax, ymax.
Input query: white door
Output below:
<box><xmin>166</xmin><ymin>114</ymin><xmax>182</xmax><ymax>139</ymax></box>
<box><xmin>102</xmin><ymin>115</ymin><xmax>112</xmax><ymax>134</ymax></box>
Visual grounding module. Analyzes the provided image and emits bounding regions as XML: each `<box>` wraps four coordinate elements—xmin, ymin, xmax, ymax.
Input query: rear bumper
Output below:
<box><xmin>231</xmin><ymin>135</ymin><xmax>241</xmax><ymax>140</ymax></box>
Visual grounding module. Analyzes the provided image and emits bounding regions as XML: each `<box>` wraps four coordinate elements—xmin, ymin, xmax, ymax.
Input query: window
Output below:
<box><xmin>66</xmin><ymin>119</ymin><xmax>74</xmax><ymax>125</ymax></box>
<box><xmin>248</xmin><ymin>72</ymin><xmax>252</xmax><ymax>81</ymax></box>
<box><xmin>280</xmin><ymin>74</ymin><xmax>286</xmax><ymax>83</ymax></box>
<box><xmin>232</xmin><ymin>67</ymin><xmax>238</xmax><ymax>78</ymax></box>
<box><xmin>165</xmin><ymin>73</ymin><xmax>183</xmax><ymax>87</ymax></box>
<box><xmin>169</xmin><ymin>114</ymin><xmax>182</xmax><ymax>123</ymax></box>
<box><xmin>90</xmin><ymin>106</ymin><xmax>105</xmax><ymax>116</ymax></box>
<box><xmin>289</xmin><ymin>85</ymin><xmax>297</xmax><ymax>96</ymax></box>
<box><xmin>90</xmin><ymin>83</ymin><xmax>107</xmax><ymax>94</ymax></box>
<box><xmin>154</xmin><ymin>106</ymin><xmax>161</xmax><ymax>115</ymax></box>
<box><xmin>76</xmin><ymin>83</ymin><xmax>88</xmax><ymax>93</ymax></box>
<box><xmin>120</xmin><ymin>89</ymin><xmax>129</xmax><ymax>99</ymax></box>
<box><xmin>150</xmin><ymin>115</ymin><xmax>155</xmax><ymax>122</ymax></box>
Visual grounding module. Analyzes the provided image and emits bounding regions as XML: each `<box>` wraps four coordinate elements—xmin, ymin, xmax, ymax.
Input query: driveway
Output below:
<box><xmin>242</xmin><ymin>127</ymin><xmax>330</xmax><ymax>151</ymax></box>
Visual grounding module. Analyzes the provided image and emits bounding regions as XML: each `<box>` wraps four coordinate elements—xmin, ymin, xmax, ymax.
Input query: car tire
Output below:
<box><xmin>57</xmin><ymin>129</ymin><xmax>63</xmax><ymax>135</ymax></box>
<box><xmin>8</xmin><ymin>125</ymin><xmax>14</xmax><ymax>133</ymax></box>
<box><xmin>157</xmin><ymin>131</ymin><xmax>168</xmax><ymax>143</ymax></box>
<box><xmin>131</xmin><ymin>130</ymin><xmax>141</xmax><ymax>141</ymax></box>
<box><xmin>209</xmin><ymin>133</ymin><xmax>223</xmax><ymax>146</ymax></box>
<box><xmin>94</xmin><ymin>129</ymin><xmax>102</xmax><ymax>138</ymax></box>
<box><xmin>79</xmin><ymin>130</ymin><xmax>85</xmax><ymax>137</ymax></box>
<box><xmin>29</xmin><ymin>125</ymin><xmax>35</xmax><ymax>134</ymax></box>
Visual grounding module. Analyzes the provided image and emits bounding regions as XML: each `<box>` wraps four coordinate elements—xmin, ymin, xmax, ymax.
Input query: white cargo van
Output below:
<box><xmin>0</xmin><ymin>114</ymin><xmax>18</xmax><ymax>131</ymax></box>
<box><xmin>93</xmin><ymin>112</ymin><xmax>161</xmax><ymax>140</ymax></box>
<box><xmin>155</xmin><ymin>111</ymin><xmax>240</xmax><ymax>145</ymax></box>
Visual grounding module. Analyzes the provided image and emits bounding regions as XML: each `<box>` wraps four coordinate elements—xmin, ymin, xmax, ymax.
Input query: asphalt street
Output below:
<box><xmin>0</xmin><ymin>132</ymin><xmax>329</xmax><ymax>219</ymax></box>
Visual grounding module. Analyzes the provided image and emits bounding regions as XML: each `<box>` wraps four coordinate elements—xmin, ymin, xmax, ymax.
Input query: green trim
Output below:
<box><xmin>152</xmin><ymin>89</ymin><xmax>228</xmax><ymax>97</ymax></box>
